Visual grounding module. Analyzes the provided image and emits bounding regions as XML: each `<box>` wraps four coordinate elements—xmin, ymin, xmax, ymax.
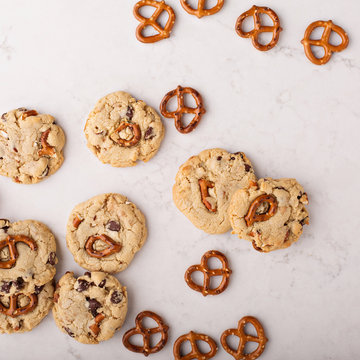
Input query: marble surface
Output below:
<box><xmin>0</xmin><ymin>0</ymin><xmax>359</xmax><ymax>359</ymax></box>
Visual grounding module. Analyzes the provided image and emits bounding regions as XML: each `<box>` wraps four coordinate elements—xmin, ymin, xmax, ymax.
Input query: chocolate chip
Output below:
<box><xmin>13</xmin><ymin>147</ymin><xmax>18</xmax><ymax>153</ymax></box>
<box><xmin>17</xmin><ymin>107</ymin><xmax>27</xmax><ymax>112</ymax></box>
<box><xmin>126</xmin><ymin>106</ymin><xmax>134</xmax><ymax>120</ymax></box>
<box><xmin>64</xmin><ymin>327</ymin><xmax>74</xmax><ymax>337</ymax></box>
<box><xmin>84</xmin><ymin>272</ymin><xmax>91</xmax><ymax>278</ymax></box>
<box><xmin>217</xmin><ymin>156</ymin><xmax>222</xmax><ymax>161</ymax></box>
<box><xmin>34</xmin><ymin>285</ymin><xmax>44</xmax><ymax>295</ymax></box>
<box><xmin>230</xmin><ymin>157</ymin><xmax>235</xmax><ymax>160</ymax></box>
<box><xmin>1</xmin><ymin>113</ymin><xmax>6</xmax><ymax>120</ymax></box>
<box><xmin>110</xmin><ymin>291</ymin><xmax>123</xmax><ymax>304</ymax></box>
<box><xmin>98</xmin><ymin>279</ymin><xmax>106</xmax><ymax>288</ymax></box>
<box><xmin>14</xmin><ymin>277</ymin><xmax>24</xmax><ymax>290</ymax></box>
<box><xmin>107</xmin><ymin>221</ymin><xmax>121</xmax><ymax>232</ymax></box>
<box><xmin>244</xmin><ymin>164</ymin><xmax>251</xmax><ymax>172</ymax></box>
<box><xmin>144</xmin><ymin>127</ymin><xmax>155</xmax><ymax>140</ymax></box>
<box><xmin>1</xmin><ymin>281</ymin><xmax>12</xmax><ymax>293</ymax></box>
<box><xmin>76</xmin><ymin>279</ymin><xmax>90</xmax><ymax>292</ymax></box>
<box><xmin>47</xmin><ymin>252</ymin><xmax>56</xmax><ymax>266</ymax></box>
<box><xmin>0</xmin><ymin>219</ymin><xmax>10</xmax><ymax>232</ymax></box>
<box><xmin>87</xmin><ymin>298</ymin><xmax>102</xmax><ymax>317</ymax></box>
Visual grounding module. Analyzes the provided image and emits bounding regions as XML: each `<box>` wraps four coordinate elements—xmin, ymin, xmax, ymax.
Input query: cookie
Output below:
<box><xmin>0</xmin><ymin>108</ymin><xmax>65</xmax><ymax>184</ymax></box>
<box><xmin>228</xmin><ymin>178</ymin><xmax>309</xmax><ymax>252</ymax></box>
<box><xmin>0</xmin><ymin>281</ymin><xmax>54</xmax><ymax>333</ymax></box>
<box><xmin>173</xmin><ymin>148</ymin><xmax>257</xmax><ymax>234</ymax></box>
<box><xmin>0</xmin><ymin>219</ymin><xmax>57</xmax><ymax>295</ymax></box>
<box><xmin>66</xmin><ymin>193</ymin><xmax>147</xmax><ymax>273</ymax></box>
<box><xmin>53</xmin><ymin>271</ymin><xmax>128</xmax><ymax>344</ymax></box>
<box><xmin>84</xmin><ymin>91</ymin><xmax>165</xmax><ymax>167</ymax></box>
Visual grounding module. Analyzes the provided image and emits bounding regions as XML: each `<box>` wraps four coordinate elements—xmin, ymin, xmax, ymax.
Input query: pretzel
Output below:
<box><xmin>301</xmin><ymin>20</ymin><xmax>349</xmax><ymax>65</ymax></box>
<box><xmin>220</xmin><ymin>316</ymin><xmax>268</xmax><ymax>360</ymax></box>
<box><xmin>85</xmin><ymin>235</ymin><xmax>122</xmax><ymax>258</ymax></box>
<box><xmin>133</xmin><ymin>0</ymin><xmax>176</xmax><ymax>43</ymax></box>
<box><xmin>244</xmin><ymin>194</ymin><xmax>278</xmax><ymax>227</ymax></box>
<box><xmin>89</xmin><ymin>313</ymin><xmax>105</xmax><ymax>337</ymax></box>
<box><xmin>198</xmin><ymin>179</ymin><xmax>216</xmax><ymax>212</ymax></box>
<box><xmin>114</xmin><ymin>122</ymin><xmax>141</xmax><ymax>147</ymax></box>
<box><xmin>235</xmin><ymin>6</ymin><xmax>282</xmax><ymax>51</ymax></box>
<box><xmin>0</xmin><ymin>235</ymin><xmax>37</xmax><ymax>269</ymax></box>
<box><xmin>173</xmin><ymin>331</ymin><xmax>217</xmax><ymax>360</ymax></box>
<box><xmin>184</xmin><ymin>250</ymin><xmax>231</xmax><ymax>296</ymax></box>
<box><xmin>160</xmin><ymin>85</ymin><xmax>205</xmax><ymax>134</ymax></box>
<box><xmin>180</xmin><ymin>0</ymin><xmax>224</xmax><ymax>19</ymax></box>
<box><xmin>20</xmin><ymin>110</ymin><xmax>38</xmax><ymax>120</ymax></box>
<box><xmin>122</xmin><ymin>310</ymin><xmax>169</xmax><ymax>356</ymax></box>
<box><xmin>0</xmin><ymin>293</ymin><xmax>38</xmax><ymax>317</ymax></box>
<box><xmin>38</xmin><ymin>129</ymin><xmax>56</xmax><ymax>157</ymax></box>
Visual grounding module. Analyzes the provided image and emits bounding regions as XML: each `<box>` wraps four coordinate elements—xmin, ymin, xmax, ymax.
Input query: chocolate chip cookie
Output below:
<box><xmin>173</xmin><ymin>148</ymin><xmax>257</xmax><ymax>234</ymax></box>
<box><xmin>0</xmin><ymin>108</ymin><xmax>65</xmax><ymax>184</ymax></box>
<box><xmin>0</xmin><ymin>281</ymin><xmax>54</xmax><ymax>333</ymax></box>
<box><xmin>0</xmin><ymin>219</ymin><xmax>57</xmax><ymax>295</ymax></box>
<box><xmin>228</xmin><ymin>178</ymin><xmax>309</xmax><ymax>252</ymax></box>
<box><xmin>84</xmin><ymin>91</ymin><xmax>165</xmax><ymax>167</ymax></box>
<box><xmin>53</xmin><ymin>272</ymin><xmax>128</xmax><ymax>344</ymax></box>
<box><xmin>66</xmin><ymin>193</ymin><xmax>147</xmax><ymax>273</ymax></box>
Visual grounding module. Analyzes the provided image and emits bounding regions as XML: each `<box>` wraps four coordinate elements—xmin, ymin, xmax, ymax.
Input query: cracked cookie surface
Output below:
<box><xmin>66</xmin><ymin>193</ymin><xmax>147</xmax><ymax>273</ymax></box>
<box><xmin>84</xmin><ymin>91</ymin><xmax>165</xmax><ymax>167</ymax></box>
<box><xmin>0</xmin><ymin>108</ymin><xmax>65</xmax><ymax>184</ymax></box>
<box><xmin>228</xmin><ymin>178</ymin><xmax>309</xmax><ymax>252</ymax></box>
<box><xmin>0</xmin><ymin>281</ymin><xmax>54</xmax><ymax>333</ymax></box>
<box><xmin>0</xmin><ymin>219</ymin><xmax>57</xmax><ymax>295</ymax></box>
<box><xmin>173</xmin><ymin>148</ymin><xmax>257</xmax><ymax>234</ymax></box>
<box><xmin>53</xmin><ymin>271</ymin><xmax>128</xmax><ymax>344</ymax></box>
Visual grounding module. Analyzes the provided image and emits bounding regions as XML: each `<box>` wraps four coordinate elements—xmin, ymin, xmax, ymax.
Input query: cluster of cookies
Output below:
<box><xmin>133</xmin><ymin>0</ymin><xmax>349</xmax><ymax>65</ymax></box>
<box><xmin>173</xmin><ymin>148</ymin><xmax>310</xmax><ymax>252</ymax></box>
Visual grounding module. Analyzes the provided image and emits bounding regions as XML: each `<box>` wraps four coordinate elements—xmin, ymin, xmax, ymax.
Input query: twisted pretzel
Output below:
<box><xmin>185</xmin><ymin>250</ymin><xmax>232</xmax><ymax>296</ymax></box>
<box><xmin>85</xmin><ymin>235</ymin><xmax>122</xmax><ymax>258</ymax></box>
<box><xmin>221</xmin><ymin>316</ymin><xmax>268</xmax><ymax>360</ymax></box>
<box><xmin>235</xmin><ymin>6</ymin><xmax>282</xmax><ymax>51</ymax></box>
<box><xmin>0</xmin><ymin>235</ymin><xmax>37</xmax><ymax>269</ymax></box>
<box><xmin>160</xmin><ymin>85</ymin><xmax>205</xmax><ymax>134</ymax></box>
<box><xmin>180</xmin><ymin>0</ymin><xmax>224</xmax><ymax>19</ymax></box>
<box><xmin>133</xmin><ymin>0</ymin><xmax>176</xmax><ymax>43</ymax></box>
<box><xmin>173</xmin><ymin>331</ymin><xmax>217</xmax><ymax>360</ymax></box>
<box><xmin>38</xmin><ymin>129</ymin><xmax>56</xmax><ymax>157</ymax></box>
<box><xmin>89</xmin><ymin>313</ymin><xmax>105</xmax><ymax>337</ymax></box>
<box><xmin>244</xmin><ymin>194</ymin><xmax>278</xmax><ymax>227</ymax></box>
<box><xmin>199</xmin><ymin>179</ymin><xmax>216</xmax><ymax>212</ymax></box>
<box><xmin>114</xmin><ymin>122</ymin><xmax>141</xmax><ymax>147</ymax></box>
<box><xmin>122</xmin><ymin>310</ymin><xmax>169</xmax><ymax>356</ymax></box>
<box><xmin>301</xmin><ymin>20</ymin><xmax>349</xmax><ymax>65</ymax></box>
<box><xmin>0</xmin><ymin>293</ymin><xmax>38</xmax><ymax>317</ymax></box>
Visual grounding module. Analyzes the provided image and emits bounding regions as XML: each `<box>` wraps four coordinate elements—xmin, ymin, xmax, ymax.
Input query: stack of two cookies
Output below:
<box><xmin>173</xmin><ymin>148</ymin><xmax>309</xmax><ymax>251</ymax></box>
<box><xmin>52</xmin><ymin>193</ymin><xmax>147</xmax><ymax>344</ymax></box>
<box><xmin>0</xmin><ymin>219</ymin><xmax>57</xmax><ymax>333</ymax></box>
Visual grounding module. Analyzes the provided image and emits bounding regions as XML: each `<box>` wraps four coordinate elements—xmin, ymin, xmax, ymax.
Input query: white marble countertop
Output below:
<box><xmin>0</xmin><ymin>0</ymin><xmax>359</xmax><ymax>359</ymax></box>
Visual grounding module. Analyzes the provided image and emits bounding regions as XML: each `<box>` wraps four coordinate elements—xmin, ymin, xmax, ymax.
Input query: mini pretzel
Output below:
<box><xmin>38</xmin><ymin>129</ymin><xmax>56</xmax><ymax>157</ymax></box>
<box><xmin>220</xmin><ymin>316</ymin><xmax>268</xmax><ymax>360</ymax></box>
<box><xmin>235</xmin><ymin>6</ymin><xmax>282</xmax><ymax>51</ymax></box>
<box><xmin>160</xmin><ymin>85</ymin><xmax>205</xmax><ymax>134</ymax></box>
<box><xmin>114</xmin><ymin>122</ymin><xmax>141</xmax><ymax>147</ymax></box>
<box><xmin>122</xmin><ymin>310</ymin><xmax>169</xmax><ymax>356</ymax></box>
<box><xmin>301</xmin><ymin>20</ymin><xmax>349</xmax><ymax>65</ymax></box>
<box><xmin>244</xmin><ymin>194</ymin><xmax>278</xmax><ymax>227</ymax></box>
<box><xmin>85</xmin><ymin>235</ymin><xmax>122</xmax><ymax>258</ymax></box>
<box><xmin>184</xmin><ymin>250</ymin><xmax>232</xmax><ymax>296</ymax></box>
<box><xmin>133</xmin><ymin>0</ymin><xmax>176</xmax><ymax>43</ymax></box>
<box><xmin>0</xmin><ymin>293</ymin><xmax>38</xmax><ymax>317</ymax></box>
<box><xmin>173</xmin><ymin>331</ymin><xmax>217</xmax><ymax>360</ymax></box>
<box><xmin>180</xmin><ymin>0</ymin><xmax>224</xmax><ymax>19</ymax></box>
<box><xmin>20</xmin><ymin>110</ymin><xmax>38</xmax><ymax>120</ymax></box>
<box><xmin>0</xmin><ymin>235</ymin><xmax>37</xmax><ymax>269</ymax></box>
<box><xmin>199</xmin><ymin>179</ymin><xmax>216</xmax><ymax>212</ymax></box>
<box><xmin>89</xmin><ymin>313</ymin><xmax>105</xmax><ymax>337</ymax></box>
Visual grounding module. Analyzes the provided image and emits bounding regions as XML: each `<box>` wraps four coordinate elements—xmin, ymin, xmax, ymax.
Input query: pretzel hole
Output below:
<box><xmin>255</xmin><ymin>201</ymin><xmax>270</xmax><ymax>215</ymax></box>
<box><xmin>208</xmin><ymin>276</ymin><xmax>223</xmax><ymax>290</ymax></box>
<box><xmin>191</xmin><ymin>271</ymin><xmax>205</xmax><ymax>286</ymax></box>
<box><xmin>195</xmin><ymin>340</ymin><xmax>212</xmax><ymax>354</ymax></box>
<box><xmin>309</xmin><ymin>26</ymin><xmax>325</xmax><ymax>40</ymax></box>
<box><xmin>224</xmin><ymin>334</ymin><xmax>240</xmax><ymax>352</ymax></box>
<box><xmin>119</xmin><ymin>126</ymin><xmax>135</xmax><ymax>141</ymax></box>
<box><xmin>0</xmin><ymin>247</ymin><xmax>10</xmax><ymax>261</ymax></box>
<box><xmin>156</xmin><ymin>10</ymin><xmax>170</xmax><ymax>28</ymax></box>
<box><xmin>181</xmin><ymin>113</ymin><xmax>197</xmax><ymax>128</ymax></box>
<box><xmin>244</xmin><ymin>341</ymin><xmax>260</xmax><ymax>354</ymax></box>
<box><xmin>329</xmin><ymin>31</ymin><xmax>343</xmax><ymax>46</ymax></box>
<box><xmin>206</xmin><ymin>256</ymin><xmax>222</xmax><ymax>270</ymax></box>
<box><xmin>240</xmin><ymin>16</ymin><xmax>255</xmax><ymax>33</ymax></box>
<box><xmin>138</xmin><ymin>6</ymin><xmax>158</xmax><ymax>18</ymax></box>
<box><xmin>149</xmin><ymin>332</ymin><xmax>162</xmax><ymax>348</ymax></box>
<box><xmin>310</xmin><ymin>45</ymin><xmax>325</xmax><ymax>59</ymax></box>
<box><xmin>92</xmin><ymin>240</ymin><xmax>109</xmax><ymax>252</ymax></box>
<box><xmin>129</xmin><ymin>333</ymin><xmax>145</xmax><ymax>347</ymax></box>
<box><xmin>184</xmin><ymin>0</ymin><xmax>199</xmax><ymax>10</ymax></box>
<box><xmin>165</xmin><ymin>96</ymin><xmax>178</xmax><ymax>112</ymax></box>
<box><xmin>140</xmin><ymin>316</ymin><xmax>159</xmax><ymax>330</ymax></box>
<box><xmin>203</xmin><ymin>0</ymin><xmax>220</xmax><ymax>10</ymax></box>
<box><xmin>258</xmin><ymin>13</ymin><xmax>274</xmax><ymax>27</ymax></box>
<box><xmin>244</xmin><ymin>322</ymin><xmax>257</xmax><ymax>337</ymax></box>
<box><xmin>179</xmin><ymin>339</ymin><xmax>193</xmax><ymax>356</ymax></box>
<box><xmin>141</xmin><ymin>25</ymin><xmax>160</xmax><ymax>38</ymax></box>
<box><xmin>17</xmin><ymin>294</ymin><xmax>31</xmax><ymax>307</ymax></box>
<box><xmin>256</xmin><ymin>32</ymin><xmax>274</xmax><ymax>46</ymax></box>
